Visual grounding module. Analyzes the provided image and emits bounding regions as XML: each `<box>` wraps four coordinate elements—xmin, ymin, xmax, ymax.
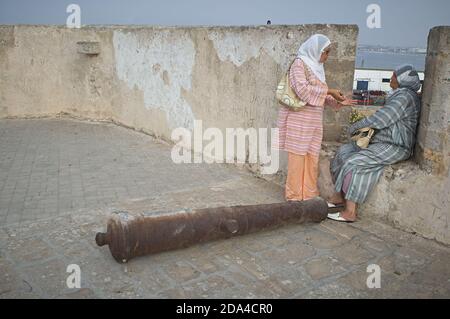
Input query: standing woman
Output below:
<box><xmin>277</xmin><ymin>34</ymin><xmax>352</xmax><ymax>201</ymax></box>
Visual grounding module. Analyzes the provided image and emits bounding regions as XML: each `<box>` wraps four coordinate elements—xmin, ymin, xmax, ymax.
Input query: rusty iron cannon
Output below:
<box><xmin>96</xmin><ymin>197</ymin><xmax>342</xmax><ymax>263</ymax></box>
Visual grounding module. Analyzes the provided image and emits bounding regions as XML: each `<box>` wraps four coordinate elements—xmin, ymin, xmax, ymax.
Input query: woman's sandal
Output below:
<box><xmin>327</xmin><ymin>212</ymin><xmax>355</xmax><ymax>223</ymax></box>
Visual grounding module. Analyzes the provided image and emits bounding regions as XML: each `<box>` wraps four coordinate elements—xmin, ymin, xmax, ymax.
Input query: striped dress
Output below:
<box><xmin>277</xmin><ymin>58</ymin><xmax>341</xmax><ymax>156</ymax></box>
<box><xmin>331</xmin><ymin>87</ymin><xmax>421</xmax><ymax>203</ymax></box>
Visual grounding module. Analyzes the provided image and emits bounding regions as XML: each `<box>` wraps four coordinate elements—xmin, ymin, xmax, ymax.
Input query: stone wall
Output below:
<box><xmin>0</xmin><ymin>24</ymin><xmax>357</xmax><ymax>145</ymax></box>
<box><xmin>416</xmin><ymin>26</ymin><xmax>450</xmax><ymax>177</ymax></box>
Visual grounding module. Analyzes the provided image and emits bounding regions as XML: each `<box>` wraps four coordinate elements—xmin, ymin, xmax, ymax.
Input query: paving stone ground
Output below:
<box><xmin>0</xmin><ymin>118</ymin><xmax>449</xmax><ymax>298</ymax></box>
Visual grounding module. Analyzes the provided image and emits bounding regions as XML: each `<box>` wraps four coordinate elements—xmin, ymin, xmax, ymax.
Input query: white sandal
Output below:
<box><xmin>327</xmin><ymin>212</ymin><xmax>354</xmax><ymax>223</ymax></box>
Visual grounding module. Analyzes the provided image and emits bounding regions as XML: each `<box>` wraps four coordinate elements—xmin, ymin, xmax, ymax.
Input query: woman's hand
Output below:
<box><xmin>339</xmin><ymin>97</ymin><xmax>357</xmax><ymax>106</ymax></box>
<box><xmin>327</xmin><ymin>89</ymin><xmax>346</xmax><ymax>102</ymax></box>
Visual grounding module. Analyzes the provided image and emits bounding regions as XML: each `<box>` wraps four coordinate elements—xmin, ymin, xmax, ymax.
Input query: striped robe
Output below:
<box><xmin>331</xmin><ymin>87</ymin><xmax>421</xmax><ymax>203</ymax></box>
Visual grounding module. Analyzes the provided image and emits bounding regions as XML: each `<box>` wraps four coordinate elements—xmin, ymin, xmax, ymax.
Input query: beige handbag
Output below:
<box><xmin>276</xmin><ymin>60</ymin><xmax>307</xmax><ymax>111</ymax></box>
<box><xmin>351</xmin><ymin>127</ymin><xmax>375</xmax><ymax>149</ymax></box>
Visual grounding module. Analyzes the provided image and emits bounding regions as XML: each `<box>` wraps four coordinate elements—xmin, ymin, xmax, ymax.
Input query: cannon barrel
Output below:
<box><xmin>96</xmin><ymin>197</ymin><xmax>341</xmax><ymax>263</ymax></box>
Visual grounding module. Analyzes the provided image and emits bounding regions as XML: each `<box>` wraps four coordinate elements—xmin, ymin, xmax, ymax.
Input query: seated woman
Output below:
<box><xmin>328</xmin><ymin>64</ymin><xmax>422</xmax><ymax>222</ymax></box>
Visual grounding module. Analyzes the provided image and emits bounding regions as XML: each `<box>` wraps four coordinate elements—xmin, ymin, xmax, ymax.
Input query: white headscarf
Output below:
<box><xmin>297</xmin><ymin>34</ymin><xmax>331</xmax><ymax>83</ymax></box>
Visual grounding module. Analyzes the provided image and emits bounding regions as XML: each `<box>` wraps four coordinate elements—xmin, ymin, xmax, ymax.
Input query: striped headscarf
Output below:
<box><xmin>394</xmin><ymin>64</ymin><xmax>421</xmax><ymax>92</ymax></box>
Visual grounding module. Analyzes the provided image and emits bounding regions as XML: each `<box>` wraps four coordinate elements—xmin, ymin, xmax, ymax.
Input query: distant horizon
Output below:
<box><xmin>357</xmin><ymin>45</ymin><xmax>428</xmax><ymax>50</ymax></box>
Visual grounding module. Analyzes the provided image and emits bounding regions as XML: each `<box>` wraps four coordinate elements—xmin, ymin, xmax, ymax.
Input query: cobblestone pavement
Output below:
<box><xmin>1</xmin><ymin>118</ymin><xmax>449</xmax><ymax>298</ymax></box>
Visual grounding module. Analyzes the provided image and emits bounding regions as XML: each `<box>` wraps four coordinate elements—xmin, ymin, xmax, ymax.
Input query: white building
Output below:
<box><xmin>353</xmin><ymin>68</ymin><xmax>424</xmax><ymax>92</ymax></box>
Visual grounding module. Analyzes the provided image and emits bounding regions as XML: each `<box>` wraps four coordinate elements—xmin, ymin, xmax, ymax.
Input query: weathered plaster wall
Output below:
<box><xmin>0</xmin><ymin>26</ymin><xmax>115</xmax><ymax>120</ymax></box>
<box><xmin>362</xmin><ymin>161</ymin><xmax>450</xmax><ymax>245</ymax></box>
<box><xmin>416</xmin><ymin>26</ymin><xmax>450</xmax><ymax>177</ymax></box>
<box><xmin>0</xmin><ymin>25</ymin><xmax>358</xmax><ymax>143</ymax></box>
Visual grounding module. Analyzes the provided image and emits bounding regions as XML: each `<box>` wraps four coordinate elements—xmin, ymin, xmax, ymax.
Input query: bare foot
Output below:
<box><xmin>340</xmin><ymin>210</ymin><xmax>357</xmax><ymax>222</ymax></box>
<box><xmin>340</xmin><ymin>200</ymin><xmax>357</xmax><ymax>221</ymax></box>
<box><xmin>329</xmin><ymin>192</ymin><xmax>345</xmax><ymax>205</ymax></box>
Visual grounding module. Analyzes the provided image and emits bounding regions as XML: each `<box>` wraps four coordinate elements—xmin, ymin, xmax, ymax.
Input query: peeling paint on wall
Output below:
<box><xmin>208</xmin><ymin>29</ymin><xmax>285</xmax><ymax>67</ymax></box>
<box><xmin>113</xmin><ymin>29</ymin><xmax>196</xmax><ymax>129</ymax></box>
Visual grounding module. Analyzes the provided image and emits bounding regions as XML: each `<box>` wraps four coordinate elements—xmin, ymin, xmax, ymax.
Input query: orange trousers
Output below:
<box><xmin>285</xmin><ymin>152</ymin><xmax>320</xmax><ymax>201</ymax></box>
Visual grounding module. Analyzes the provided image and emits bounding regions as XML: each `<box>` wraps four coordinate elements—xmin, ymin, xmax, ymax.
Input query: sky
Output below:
<box><xmin>0</xmin><ymin>0</ymin><xmax>449</xmax><ymax>47</ymax></box>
